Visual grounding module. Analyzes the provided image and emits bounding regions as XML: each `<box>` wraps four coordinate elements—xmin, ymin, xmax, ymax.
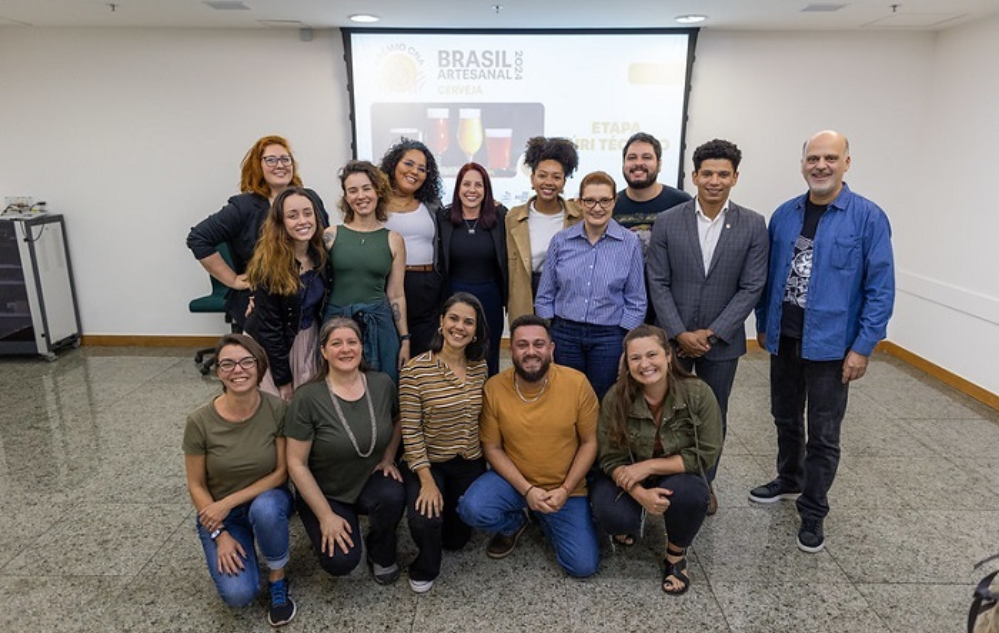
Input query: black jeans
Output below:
<box><xmin>676</xmin><ymin>355</ymin><xmax>738</xmax><ymax>482</ymax></box>
<box><xmin>402</xmin><ymin>456</ymin><xmax>487</xmax><ymax>581</ymax></box>
<box><xmin>296</xmin><ymin>472</ymin><xmax>405</xmax><ymax>577</ymax></box>
<box><xmin>770</xmin><ymin>335</ymin><xmax>850</xmax><ymax>522</ymax></box>
<box><xmin>404</xmin><ymin>270</ymin><xmax>445</xmax><ymax>357</ymax></box>
<box><xmin>589</xmin><ymin>470</ymin><xmax>709</xmax><ymax>549</ymax></box>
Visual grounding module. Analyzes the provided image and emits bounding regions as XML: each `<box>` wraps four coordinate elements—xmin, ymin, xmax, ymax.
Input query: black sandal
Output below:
<box><xmin>612</xmin><ymin>534</ymin><xmax>636</xmax><ymax>547</ymax></box>
<box><xmin>662</xmin><ymin>546</ymin><xmax>690</xmax><ymax>595</ymax></box>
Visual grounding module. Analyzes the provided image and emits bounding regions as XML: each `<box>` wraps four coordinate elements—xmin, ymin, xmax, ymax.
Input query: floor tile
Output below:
<box><xmin>856</xmin><ymin>583</ymin><xmax>973</xmax><ymax>633</ymax></box>
<box><xmin>712</xmin><ymin>581</ymin><xmax>889</xmax><ymax>633</ymax></box>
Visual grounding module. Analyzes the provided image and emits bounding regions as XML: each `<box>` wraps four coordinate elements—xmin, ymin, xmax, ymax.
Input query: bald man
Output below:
<box><xmin>751</xmin><ymin>131</ymin><xmax>895</xmax><ymax>553</ymax></box>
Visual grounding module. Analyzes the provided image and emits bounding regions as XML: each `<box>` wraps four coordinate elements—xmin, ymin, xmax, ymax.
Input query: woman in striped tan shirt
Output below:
<box><xmin>399</xmin><ymin>292</ymin><xmax>490</xmax><ymax>594</ymax></box>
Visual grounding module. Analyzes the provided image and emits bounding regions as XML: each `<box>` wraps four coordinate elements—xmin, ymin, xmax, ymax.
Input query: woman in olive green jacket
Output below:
<box><xmin>592</xmin><ymin>324</ymin><xmax>722</xmax><ymax>596</ymax></box>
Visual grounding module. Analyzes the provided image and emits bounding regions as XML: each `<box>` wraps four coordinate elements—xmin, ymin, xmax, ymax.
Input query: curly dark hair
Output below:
<box><xmin>378</xmin><ymin>138</ymin><xmax>443</xmax><ymax>205</ymax></box>
<box><xmin>523</xmin><ymin>137</ymin><xmax>579</xmax><ymax>178</ymax></box>
<box><xmin>693</xmin><ymin>139</ymin><xmax>743</xmax><ymax>172</ymax></box>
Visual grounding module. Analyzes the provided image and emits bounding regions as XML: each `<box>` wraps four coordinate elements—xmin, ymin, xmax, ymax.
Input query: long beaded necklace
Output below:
<box><xmin>325</xmin><ymin>373</ymin><xmax>378</xmax><ymax>458</ymax></box>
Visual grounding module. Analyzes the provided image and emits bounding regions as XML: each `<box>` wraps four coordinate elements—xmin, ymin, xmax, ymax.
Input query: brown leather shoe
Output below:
<box><xmin>486</xmin><ymin>519</ymin><xmax>528</xmax><ymax>559</ymax></box>
<box><xmin>706</xmin><ymin>486</ymin><xmax>718</xmax><ymax>516</ymax></box>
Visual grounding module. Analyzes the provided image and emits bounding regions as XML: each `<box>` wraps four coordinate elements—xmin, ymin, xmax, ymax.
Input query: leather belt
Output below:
<box><xmin>405</xmin><ymin>264</ymin><xmax>435</xmax><ymax>272</ymax></box>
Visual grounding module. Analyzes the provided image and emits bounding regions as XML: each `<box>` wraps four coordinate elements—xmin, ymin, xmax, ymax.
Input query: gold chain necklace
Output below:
<box><xmin>514</xmin><ymin>373</ymin><xmax>549</xmax><ymax>404</ymax></box>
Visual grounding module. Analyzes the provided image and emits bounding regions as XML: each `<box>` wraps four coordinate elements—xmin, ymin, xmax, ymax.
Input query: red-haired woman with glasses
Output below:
<box><xmin>187</xmin><ymin>135</ymin><xmax>330</xmax><ymax>328</ymax></box>
<box><xmin>534</xmin><ymin>171</ymin><xmax>647</xmax><ymax>400</ymax></box>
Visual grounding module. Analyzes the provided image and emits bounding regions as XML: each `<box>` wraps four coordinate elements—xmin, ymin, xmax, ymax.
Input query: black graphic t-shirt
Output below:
<box><xmin>780</xmin><ymin>199</ymin><xmax>828</xmax><ymax>339</ymax></box>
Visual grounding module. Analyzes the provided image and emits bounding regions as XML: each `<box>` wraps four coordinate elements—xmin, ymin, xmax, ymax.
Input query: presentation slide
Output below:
<box><xmin>345</xmin><ymin>30</ymin><xmax>695</xmax><ymax>208</ymax></box>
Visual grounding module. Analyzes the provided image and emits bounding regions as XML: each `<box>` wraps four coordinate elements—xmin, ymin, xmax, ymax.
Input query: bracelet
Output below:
<box><xmin>523</xmin><ymin>485</ymin><xmax>536</xmax><ymax>497</ymax></box>
<box><xmin>209</xmin><ymin>526</ymin><xmax>226</xmax><ymax>541</ymax></box>
<box><xmin>399</xmin><ymin>334</ymin><xmax>412</xmax><ymax>341</ymax></box>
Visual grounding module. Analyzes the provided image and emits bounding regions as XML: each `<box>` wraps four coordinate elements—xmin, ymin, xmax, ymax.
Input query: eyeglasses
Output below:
<box><xmin>262</xmin><ymin>155</ymin><xmax>293</xmax><ymax>167</ymax></box>
<box><xmin>217</xmin><ymin>357</ymin><xmax>257</xmax><ymax>372</ymax></box>
<box><xmin>580</xmin><ymin>197</ymin><xmax>615</xmax><ymax>210</ymax></box>
<box><xmin>401</xmin><ymin>159</ymin><xmax>428</xmax><ymax>174</ymax></box>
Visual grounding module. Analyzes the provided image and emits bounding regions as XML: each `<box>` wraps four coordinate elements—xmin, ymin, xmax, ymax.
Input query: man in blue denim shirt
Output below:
<box><xmin>750</xmin><ymin>130</ymin><xmax>895</xmax><ymax>553</ymax></box>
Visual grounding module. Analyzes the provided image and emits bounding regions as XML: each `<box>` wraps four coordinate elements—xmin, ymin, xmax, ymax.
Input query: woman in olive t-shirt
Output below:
<box><xmin>285</xmin><ymin>317</ymin><xmax>405</xmax><ymax>585</ymax></box>
<box><xmin>182</xmin><ymin>334</ymin><xmax>296</xmax><ymax>627</ymax></box>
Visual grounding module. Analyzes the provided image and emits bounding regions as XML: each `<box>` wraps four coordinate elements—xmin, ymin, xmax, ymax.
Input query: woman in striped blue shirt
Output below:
<box><xmin>535</xmin><ymin>171</ymin><xmax>647</xmax><ymax>400</ymax></box>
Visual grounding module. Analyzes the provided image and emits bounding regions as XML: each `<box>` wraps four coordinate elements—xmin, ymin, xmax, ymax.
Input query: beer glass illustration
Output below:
<box><xmin>485</xmin><ymin>128</ymin><xmax>513</xmax><ymax>171</ymax></box>
<box><xmin>457</xmin><ymin>108</ymin><xmax>483</xmax><ymax>163</ymax></box>
<box><xmin>427</xmin><ymin>108</ymin><xmax>450</xmax><ymax>157</ymax></box>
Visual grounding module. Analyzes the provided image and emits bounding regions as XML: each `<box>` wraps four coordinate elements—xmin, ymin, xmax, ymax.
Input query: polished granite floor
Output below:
<box><xmin>1</xmin><ymin>346</ymin><xmax>996</xmax><ymax>632</ymax></box>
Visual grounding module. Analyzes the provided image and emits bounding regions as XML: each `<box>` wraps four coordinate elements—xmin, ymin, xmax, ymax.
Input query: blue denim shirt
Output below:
<box><xmin>755</xmin><ymin>183</ymin><xmax>895</xmax><ymax>360</ymax></box>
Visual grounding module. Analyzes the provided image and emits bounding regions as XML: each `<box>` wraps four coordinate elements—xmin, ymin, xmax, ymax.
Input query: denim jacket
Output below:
<box><xmin>597</xmin><ymin>379</ymin><xmax>722</xmax><ymax>478</ymax></box>
<box><xmin>755</xmin><ymin>183</ymin><xmax>895</xmax><ymax>360</ymax></box>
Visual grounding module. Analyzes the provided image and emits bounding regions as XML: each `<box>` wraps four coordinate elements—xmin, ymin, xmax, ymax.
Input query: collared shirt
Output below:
<box><xmin>694</xmin><ymin>199</ymin><xmax>729</xmax><ymax>274</ymax></box>
<box><xmin>534</xmin><ymin>219</ymin><xmax>647</xmax><ymax>330</ymax></box>
<box><xmin>755</xmin><ymin>183</ymin><xmax>895</xmax><ymax>360</ymax></box>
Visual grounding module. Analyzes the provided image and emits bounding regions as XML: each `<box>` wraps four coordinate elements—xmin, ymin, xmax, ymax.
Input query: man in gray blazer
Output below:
<box><xmin>646</xmin><ymin>139</ymin><xmax>768</xmax><ymax>514</ymax></box>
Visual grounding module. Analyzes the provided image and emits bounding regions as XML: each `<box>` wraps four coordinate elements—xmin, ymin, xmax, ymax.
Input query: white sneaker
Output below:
<box><xmin>409</xmin><ymin>578</ymin><xmax>435</xmax><ymax>594</ymax></box>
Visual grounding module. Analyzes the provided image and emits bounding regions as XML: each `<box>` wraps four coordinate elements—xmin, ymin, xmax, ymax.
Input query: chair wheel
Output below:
<box><xmin>199</xmin><ymin>364</ymin><xmax>211</xmax><ymax>376</ymax></box>
<box><xmin>194</xmin><ymin>352</ymin><xmax>205</xmax><ymax>363</ymax></box>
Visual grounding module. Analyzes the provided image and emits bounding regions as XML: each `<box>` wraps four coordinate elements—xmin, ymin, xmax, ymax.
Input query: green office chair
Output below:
<box><xmin>188</xmin><ymin>242</ymin><xmax>238</xmax><ymax>375</ymax></box>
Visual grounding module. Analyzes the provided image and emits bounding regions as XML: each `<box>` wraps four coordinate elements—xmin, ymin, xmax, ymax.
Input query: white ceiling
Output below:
<box><xmin>1</xmin><ymin>0</ymin><xmax>997</xmax><ymax>31</ymax></box>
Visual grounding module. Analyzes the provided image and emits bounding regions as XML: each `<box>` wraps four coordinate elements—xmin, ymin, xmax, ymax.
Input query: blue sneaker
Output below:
<box><xmin>267</xmin><ymin>578</ymin><xmax>296</xmax><ymax>627</ymax></box>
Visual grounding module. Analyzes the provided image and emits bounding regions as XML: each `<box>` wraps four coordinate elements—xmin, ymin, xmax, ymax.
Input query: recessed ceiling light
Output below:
<box><xmin>675</xmin><ymin>14</ymin><xmax>707</xmax><ymax>24</ymax></box>
<box><xmin>349</xmin><ymin>14</ymin><xmax>380</xmax><ymax>23</ymax></box>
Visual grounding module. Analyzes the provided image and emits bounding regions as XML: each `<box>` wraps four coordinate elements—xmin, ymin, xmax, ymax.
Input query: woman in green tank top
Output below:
<box><xmin>322</xmin><ymin>161</ymin><xmax>410</xmax><ymax>383</ymax></box>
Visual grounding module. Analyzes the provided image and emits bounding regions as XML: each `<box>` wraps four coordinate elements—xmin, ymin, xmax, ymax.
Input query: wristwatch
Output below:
<box><xmin>209</xmin><ymin>526</ymin><xmax>226</xmax><ymax>541</ymax></box>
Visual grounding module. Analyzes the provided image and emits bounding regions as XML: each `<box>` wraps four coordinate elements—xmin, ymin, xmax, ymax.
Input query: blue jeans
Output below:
<box><xmin>771</xmin><ymin>336</ymin><xmax>850</xmax><ymax>522</ymax></box>
<box><xmin>676</xmin><ymin>355</ymin><xmax>738</xmax><ymax>482</ymax></box>
<box><xmin>196</xmin><ymin>487</ymin><xmax>293</xmax><ymax>608</ymax></box>
<box><xmin>457</xmin><ymin>471</ymin><xmax>600</xmax><ymax>578</ymax></box>
<box><xmin>551</xmin><ymin>317</ymin><xmax>626</xmax><ymax>401</ymax></box>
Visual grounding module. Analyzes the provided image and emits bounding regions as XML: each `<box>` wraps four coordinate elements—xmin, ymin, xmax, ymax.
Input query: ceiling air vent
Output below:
<box><xmin>801</xmin><ymin>3</ymin><xmax>847</xmax><ymax>12</ymax></box>
<box><xmin>204</xmin><ymin>1</ymin><xmax>251</xmax><ymax>10</ymax></box>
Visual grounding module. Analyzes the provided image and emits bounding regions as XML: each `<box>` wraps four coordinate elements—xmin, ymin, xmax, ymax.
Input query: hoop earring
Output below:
<box><xmin>472</xmin><ymin>336</ymin><xmax>477</xmax><ymax>342</ymax></box>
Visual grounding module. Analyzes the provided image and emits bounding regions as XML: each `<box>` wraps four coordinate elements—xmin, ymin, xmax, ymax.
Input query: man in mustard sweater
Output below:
<box><xmin>458</xmin><ymin>315</ymin><xmax>601</xmax><ymax>577</ymax></box>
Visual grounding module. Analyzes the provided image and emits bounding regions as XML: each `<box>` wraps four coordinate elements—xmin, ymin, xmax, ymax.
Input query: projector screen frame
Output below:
<box><xmin>341</xmin><ymin>27</ymin><xmax>699</xmax><ymax>191</ymax></box>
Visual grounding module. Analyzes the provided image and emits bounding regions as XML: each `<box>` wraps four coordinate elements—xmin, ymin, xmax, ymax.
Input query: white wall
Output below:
<box><xmin>891</xmin><ymin>15</ymin><xmax>999</xmax><ymax>394</ymax></box>
<box><xmin>0</xmin><ymin>27</ymin><xmax>353</xmax><ymax>336</ymax></box>
<box><xmin>0</xmin><ymin>25</ymin><xmax>995</xmax><ymax>394</ymax></box>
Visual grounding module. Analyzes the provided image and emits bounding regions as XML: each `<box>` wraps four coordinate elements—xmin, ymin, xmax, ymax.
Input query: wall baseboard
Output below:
<box><xmin>81</xmin><ymin>335</ymin><xmax>220</xmax><ymax>348</ymax></box>
<box><xmin>82</xmin><ymin>335</ymin><xmax>997</xmax><ymax>412</ymax></box>
<box><xmin>876</xmin><ymin>341</ymin><xmax>998</xmax><ymax>411</ymax></box>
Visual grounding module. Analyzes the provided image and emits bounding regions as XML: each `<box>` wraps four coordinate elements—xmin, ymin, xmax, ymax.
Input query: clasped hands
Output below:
<box><xmin>613</xmin><ymin>463</ymin><xmax>672</xmax><ymax>516</ymax></box>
